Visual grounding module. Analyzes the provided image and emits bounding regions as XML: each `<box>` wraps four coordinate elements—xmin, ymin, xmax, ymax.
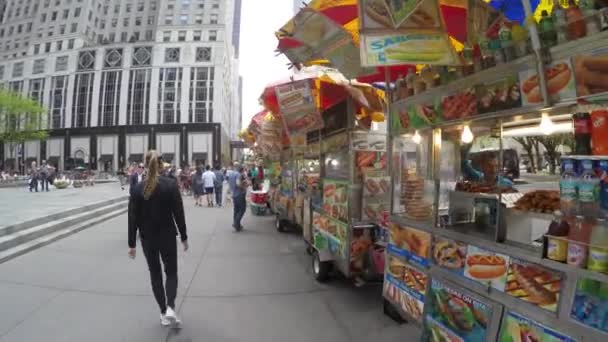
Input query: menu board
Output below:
<box><xmin>322</xmin><ymin>179</ymin><xmax>349</xmax><ymax>223</ymax></box>
<box><xmin>387</xmin><ymin>222</ymin><xmax>431</xmax><ymax>267</ymax></box>
<box><xmin>384</xmin><ymin>271</ymin><xmax>426</xmax><ymax>323</ymax></box>
<box><xmin>432</xmin><ymin>236</ymin><xmax>468</xmax><ymax>276</ymax></box>
<box><xmin>500</xmin><ymin>311</ymin><xmax>576</xmax><ymax>342</ymax></box>
<box><xmin>476</xmin><ymin>74</ymin><xmax>522</xmax><ymax>114</ymax></box>
<box><xmin>504</xmin><ymin>258</ymin><xmax>562</xmax><ymax>313</ymax></box>
<box><xmin>571</xmin><ymin>277</ymin><xmax>608</xmax><ymax>333</ymax></box>
<box><xmin>359</xmin><ymin>0</ymin><xmax>444</xmax><ymax>30</ymax></box>
<box><xmin>362</xmin><ymin>172</ymin><xmax>391</xmax><ymax>221</ymax></box>
<box><xmin>423</xmin><ymin>279</ymin><xmax>493</xmax><ymax>342</ymax></box>
<box><xmin>518</xmin><ymin>58</ymin><xmax>577</xmax><ymax>106</ymax></box>
<box><xmin>361</xmin><ymin>31</ymin><xmax>458</xmax><ymax>66</ymax></box>
<box><xmin>573</xmin><ymin>47</ymin><xmax>608</xmax><ymax>99</ymax></box>
<box><xmin>313</xmin><ymin>213</ymin><xmax>347</xmax><ymax>260</ymax></box>
<box><xmin>463</xmin><ymin>245</ymin><xmax>510</xmax><ymax>292</ymax></box>
<box><xmin>275</xmin><ymin>80</ymin><xmax>323</xmax><ymax>136</ymax></box>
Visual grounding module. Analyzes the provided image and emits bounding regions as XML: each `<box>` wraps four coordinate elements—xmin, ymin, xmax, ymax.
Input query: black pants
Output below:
<box><xmin>142</xmin><ymin>238</ymin><xmax>178</xmax><ymax>314</ymax></box>
<box><xmin>233</xmin><ymin>194</ymin><xmax>246</xmax><ymax>228</ymax></box>
<box><xmin>40</xmin><ymin>176</ymin><xmax>49</xmax><ymax>191</ymax></box>
<box><xmin>29</xmin><ymin>178</ymin><xmax>38</xmax><ymax>192</ymax></box>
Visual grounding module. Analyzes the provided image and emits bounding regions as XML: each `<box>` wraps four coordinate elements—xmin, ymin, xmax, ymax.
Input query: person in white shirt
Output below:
<box><xmin>201</xmin><ymin>165</ymin><xmax>217</xmax><ymax>207</ymax></box>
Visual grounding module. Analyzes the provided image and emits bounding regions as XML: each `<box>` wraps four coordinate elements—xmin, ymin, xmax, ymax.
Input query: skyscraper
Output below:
<box><xmin>0</xmin><ymin>0</ymin><xmax>242</xmax><ymax>172</ymax></box>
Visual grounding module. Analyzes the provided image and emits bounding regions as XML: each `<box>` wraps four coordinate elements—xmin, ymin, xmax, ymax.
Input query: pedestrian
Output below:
<box><xmin>39</xmin><ymin>160</ymin><xmax>50</xmax><ymax>192</ymax></box>
<box><xmin>227</xmin><ymin>165</ymin><xmax>249</xmax><ymax>231</ymax></box>
<box><xmin>117</xmin><ymin>167</ymin><xmax>126</xmax><ymax>190</ymax></box>
<box><xmin>128</xmin><ymin>150</ymin><xmax>188</xmax><ymax>327</ymax></box>
<box><xmin>213</xmin><ymin>164</ymin><xmax>225</xmax><ymax>207</ymax></box>
<box><xmin>192</xmin><ymin>166</ymin><xmax>204</xmax><ymax>206</ymax></box>
<box><xmin>29</xmin><ymin>161</ymin><xmax>38</xmax><ymax>192</ymax></box>
<box><xmin>202</xmin><ymin>165</ymin><xmax>216</xmax><ymax>207</ymax></box>
<box><xmin>129</xmin><ymin>163</ymin><xmax>144</xmax><ymax>196</ymax></box>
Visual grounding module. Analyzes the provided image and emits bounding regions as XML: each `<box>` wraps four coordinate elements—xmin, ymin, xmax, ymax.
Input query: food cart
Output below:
<box><xmin>375</xmin><ymin>2</ymin><xmax>608</xmax><ymax>341</ymax></box>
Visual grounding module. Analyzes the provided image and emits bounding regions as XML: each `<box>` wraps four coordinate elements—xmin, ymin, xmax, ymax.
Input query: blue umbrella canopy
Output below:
<box><xmin>488</xmin><ymin>0</ymin><xmax>541</xmax><ymax>24</ymax></box>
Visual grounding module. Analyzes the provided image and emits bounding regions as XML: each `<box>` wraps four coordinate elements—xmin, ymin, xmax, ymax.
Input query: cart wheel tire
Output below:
<box><xmin>312</xmin><ymin>252</ymin><xmax>331</xmax><ymax>282</ymax></box>
<box><xmin>276</xmin><ymin>216</ymin><xmax>285</xmax><ymax>232</ymax></box>
<box><xmin>306</xmin><ymin>245</ymin><xmax>314</xmax><ymax>255</ymax></box>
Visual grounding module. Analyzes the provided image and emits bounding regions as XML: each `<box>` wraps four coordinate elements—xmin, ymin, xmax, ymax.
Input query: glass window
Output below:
<box><xmin>72</xmin><ymin>72</ymin><xmax>95</xmax><ymax>128</ymax></box>
<box><xmin>193</xmin><ymin>30</ymin><xmax>201</xmax><ymax>41</ymax></box>
<box><xmin>60</xmin><ymin>25</ymin><xmax>66</xmax><ymax>34</ymax></box>
<box><xmin>50</xmin><ymin>75</ymin><xmax>68</xmax><ymax>128</ymax></box>
<box><xmin>45</xmin><ymin>42</ymin><xmax>51</xmax><ymax>53</ymax></box>
<box><xmin>68</xmin><ymin>39</ymin><xmax>75</xmax><ymax>49</ymax></box>
<box><xmin>195</xmin><ymin>15</ymin><xmax>202</xmax><ymax>24</ymax></box>
<box><xmin>71</xmin><ymin>23</ymin><xmax>78</xmax><ymax>33</ymax></box>
<box><xmin>164</xmin><ymin>48</ymin><xmax>180</xmax><ymax>63</ymax></box>
<box><xmin>189</xmin><ymin>67</ymin><xmax>213</xmax><ymax>123</ymax></box>
<box><xmin>127</xmin><ymin>69</ymin><xmax>151</xmax><ymax>125</ymax></box>
<box><xmin>33</xmin><ymin>59</ymin><xmax>45</xmax><ymax>74</ymax></box>
<box><xmin>51</xmin><ymin>11</ymin><xmax>57</xmax><ymax>21</ymax></box>
<box><xmin>77</xmin><ymin>50</ymin><xmax>96</xmax><ymax>71</ymax></box>
<box><xmin>98</xmin><ymin>70</ymin><xmax>122</xmax><ymax>126</ymax></box>
<box><xmin>126</xmin><ymin>4</ymin><xmax>132</xmax><ymax>12</ymax></box>
<box><xmin>163</xmin><ymin>31</ymin><xmax>171</xmax><ymax>42</ymax></box>
<box><xmin>63</xmin><ymin>9</ymin><xmax>69</xmax><ymax>19</ymax></box>
<box><xmin>55</xmin><ymin>56</ymin><xmax>69</xmax><ymax>71</ymax></box>
<box><xmin>28</xmin><ymin>78</ymin><xmax>46</xmax><ymax>129</ymax></box>
<box><xmin>151</xmin><ymin>1</ymin><xmax>157</xmax><ymax>11</ymax></box>
<box><xmin>145</xmin><ymin>30</ymin><xmax>153</xmax><ymax>41</ymax></box>
<box><xmin>195</xmin><ymin>47</ymin><xmax>211</xmax><ymax>62</ymax></box>
<box><xmin>157</xmin><ymin>68</ymin><xmax>182</xmax><ymax>124</ymax></box>
<box><xmin>165</xmin><ymin>15</ymin><xmax>173</xmax><ymax>25</ymax></box>
<box><xmin>210</xmin><ymin>13</ymin><xmax>218</xmax><ymax>24</ymax></box>
<box><xmin>74</xmin><ymin>7</ymin><xmax>81</xmax><ymax>17</ymax></box>
<box><xmin>180</xmin><ymin>14</ymin><xmax>188</xmax><ymax>25</ymax></box>
<box><xmin>135</xmin><ymin>17</ymin><xmax>142</xmax><ymax>26</ymax></box>
<box><xmin>123</xmin><ymin>18</ymin><xmax>129</xmax><ymax>27</ymax></box>
<box><xmin>209</xmin><ymin>30</ymin><xmax>217</xmax><ymax>41</ymax></box>
<box><xmin>121</xmin><ymin>32</ymin><xmax>128</xmax><ymax>42</ymax></box>
<box><xmin>148</xmin><ymin>16</ymin><xmax>155</xmax><ymax>25</ymax></box>
<box><xmin>178</xmin><ymin>31</ymin><xmax>186</xmax><ymax>42</ymax></box>
<box><xmin>111</xmin><ymin>18</ymin><xmax>117</xmax><ymax>28</ymax></box>
<box><xmin>56</xmin><ymin>41</ymin><xmax>63</xmax><ymax>51</ymax></box>
<box><xmin>33</xmin><ymin>44</ymin><xmax>40</xmax><ymax>54</ymax></box>
<box><xmin>138</xmin><ymin>2</ymin><xmax>145</xmax><ymax>11</ymax></box>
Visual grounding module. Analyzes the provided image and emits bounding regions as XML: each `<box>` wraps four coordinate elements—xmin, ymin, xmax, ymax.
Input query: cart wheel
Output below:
<box><xmin>275</xmin><ymin>216</ymin><xmax>285</xmax><ymax>232</ymax></box>
<box><xmin>312</xmin><ymin>252</ymin><xmax>331</xmax><ymax>282</ymax></box>
<box><xmin>306</xmin><ymin>245</ymin><xmax>314</xmax><ymax>255</ymax></box>
<box><xmin>383</xmin><ymin>299</ymin><xmax>407</xmax><ymax>324</ymax></box>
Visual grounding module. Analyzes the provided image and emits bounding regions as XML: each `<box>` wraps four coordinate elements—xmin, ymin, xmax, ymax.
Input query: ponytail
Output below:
<box><xmin>143</xmin><ymin>150</ymin><xmax>160</xmax><ymax>200</ymax></box>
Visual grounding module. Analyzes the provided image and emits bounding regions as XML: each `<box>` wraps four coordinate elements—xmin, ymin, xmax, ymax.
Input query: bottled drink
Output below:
<box><xmin>574</xmin><ymin>112</ymin><xmax>593</xmax><ymax>155</ymax></box>
<box><xmin>579</xmin><ymin>159</ymin><xmax>601</xmax><ymax>217</ymax></box>
<box><xmin>561</xmin><ymin>158</ymin><xmax>579</xmax><ymax>215</ymax></box>
<box><xmin>568</xmin><ymin>216</ymin><xmax>593</xmax><ymax>267</ymax></box>
<box><xmin>499</xmin><ymin>23</ymin><xmax>516</xmax><ymax>62</ymax></box>
<box><xmin>540</xmin><ymin>10</ymin><xmax>558</xmax><ymax>47</ymax></box>
<box><xmin>566</xmin><ymin>0</ymin><xmax>587</xmax><ymax>40</ymax></box>
<box><xmin>490</xmin><ymin>39</ymin><xmax>504</xmax><ymax>65</ymax></box>
<box><xmin>553</xmin><ymin>0</ymin><xmax>568</xmax><ymax>44</ymax></box>
<box><xmin>547</xmin><ymin>211</ymin><xmax>571</xmax><ymax>262</ymax></box>
<box><xmin>591</xmin><ymin>110</ymin><xmax>608</xmax><ymax>155</ymax></box>
<box><xmin>580</xmin><ymin>0</ymin><xmax>600</xmax><ymax>35</ymax></box>
<box><xmin>588</xmin><ymin>218</ymin><xmax>608</xmax><ymax>272</ymax></box>
<box><xmin>598</xmin><ymin>159</ymin><xmax>608</xmax><ymax>214</ymax></box>
<box><xmin>511</xmin><ymin>23</ymin><xmax>529</xmax><ymax>57</ymax></box>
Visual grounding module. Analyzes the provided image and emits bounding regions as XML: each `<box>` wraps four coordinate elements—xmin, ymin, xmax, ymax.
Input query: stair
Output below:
<box><xmin>0</xmin><ymin>197</ymin><xmax>128</xmax><ymax>264</ymax></box>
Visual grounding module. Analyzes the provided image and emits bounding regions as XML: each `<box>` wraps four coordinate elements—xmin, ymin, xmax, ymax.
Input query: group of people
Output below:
<box><xmin>28</xmin><ymin>160</ymin><xmax>56</xmax><ymax>192</ymax></box>
<box><xmin>127</xmin><ymin>151</ymin><xmax>253</xmax><ymax>327</ymax></box>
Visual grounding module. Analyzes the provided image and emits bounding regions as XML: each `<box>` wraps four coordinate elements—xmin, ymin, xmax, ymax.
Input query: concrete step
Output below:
<box><xmin>0</xmin><ymin>200</ymin><xmax>127</xmax><ymax>252</ymax></box>
<box><xmin>0</xmin><ymin>205</ymin><xmax>128</xmax><ymax>264</ymax></box>
<box><xmin>0</xmin><ymin>196</ymin><xmax>127</xmax><ymax>237</ymax></box>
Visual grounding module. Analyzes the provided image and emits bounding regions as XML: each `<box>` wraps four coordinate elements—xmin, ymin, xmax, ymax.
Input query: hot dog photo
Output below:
<box><xmin>519</xmin><ymin>59</ymin><xmax>576</xmax><ymax>105</ymax></box>
<box><xmin>574</xmin><ymin>52</ymin><xmax>608</xmax><ymax>97</ymax></box>
<box><xmin>464</xmin><ymin>245</ymin><xmax>510</xmax><ymax>291</ymax></box>
<box><xmin>504</xmin><ymin>258</ymin><xmax>561</xmax><ymax>313</ymax></box>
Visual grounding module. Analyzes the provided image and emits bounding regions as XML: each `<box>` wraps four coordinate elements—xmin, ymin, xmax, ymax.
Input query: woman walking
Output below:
<box><xmin>128</xmin><ymin>150</ymin><xmax>188</xmax><ymax>326</ymax></box>
<box><xmin>192</xmin><ymin>166</ymin><xmax>204</xmax><ymax>206</ymax></box>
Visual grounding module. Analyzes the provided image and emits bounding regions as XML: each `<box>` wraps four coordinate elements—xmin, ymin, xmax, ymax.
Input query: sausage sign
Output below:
<box><xmin>275</xmin><ymin>80</ymin><xmax>324</xmax><ymax>136</ymax></box>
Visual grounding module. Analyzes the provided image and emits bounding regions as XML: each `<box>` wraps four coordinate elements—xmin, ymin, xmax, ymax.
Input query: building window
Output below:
<box><xmin>135</xmin><ymin>17</ymin><xmax>142</xmax><ymax>26</ymax></box>
<box><xmin>151</xmin><ymin>1</ymin><xmax>157</xmax><ymax>11</ymax></box>
<box><xmin>164</xmin><ymin>48</ymin><xmax>180</xmax><ymax>63</ymax></box>
<box><xmin>12</xmin><ymin>62</ymin><xmax>24</xmax><ymax>78</ymax></box>
<box><xmin>51</xmin><ymin>11</ymin><xmax>57</xmax><ymax>21</ymax></box>
<box><xmin>57</xmin><ymin>41</ymin><xmax>63</xmax><ymax>51</ymax></box>
<box><xmin>0</xmin><ymin>65</ymin><xmax>4</xmax><ymax>79</ymax></box>
<box><xmin>193</xmin><ymin>30</ymin><xmax>201</xmax><ymax>41</ymax></box>
<box><xmin>157</xmin><ymin>68</ymin><xmax>182</xmax><ymax>124</ymax></box>
<box><xmin>180</xmin><ymin>14</ymin><xmax>188</xmax><ymax>25</ymax></box>
<box><xmin>77</xmin><ymin>50</ymin><xmax>96</xmax><ymax>71</ymax></box>
<box><xmin>28</xmin><ymin>78</ymin><xmax>46</xmax><ymax>129</ymax></box>
<box><xmin>126</xmin><ymin>3</ymin><xmax>132</xmax><ymax>13</ymax></box>
<box><xmin>104</xmin><ymin>48</ymin><xmax>123</xmax><ymax>69</ymax></box>
<box><xmin>163</xmin><ymin>31</ymin><xmax>171</xmax><ymax>42</ymax></box>
<box><xmin>145</xmin><ymin>30</ymin><xmax>153</xmax><ymax>41</ymax></box>
<box><xmin>55</xmin><ymin>56</ymin><xmax>68</xmax><ymax>71</ymax></box>
<box><xmin>9</xmin><ymin>81</ymin><xmax>24</xmax><ymax>94</ymax></box>
<box><xmin>123</xmin><ymin>18</ymin><xmax>129</xmax><ymax>27</ymax></box>
<box><xmin>71</xmin><ymin>23</ymin><xmax>78</xmax><ymax>33</ymax></box>
<box><xmin>33</xmin><ymin>59</ymin><xmax>46</xmax><ymax>74</ymax></box>
<box><xmin>127</xmin><ymin>69</ymin><xmax>151</xmax><ymax>125</ymax></box>
<box><xmin>49</xmin><ymin>75</ymin><xmax>68</xmax><ymax>128</ymax></box>
<box><xmin>165</xmin><ymin>15</ymin><xmax>173</xmax><ymax>25</ymax></box>
<box><xmin>138</xmin><ymin>1</ymin><xmax>145</xmax><ymax>11</ymax></box>
<box><xmin>63</xmin><ymin>9</ymin><xmax>69</xmax><ymax>19</ymax></box>
<box><xmin>209</xmin><ymin>30</ymin><xmax>217</xmax><ymax>41</ymax></box>
<box><xmin>178</xmin><ymin>31</ymin><xmax>186</xmax><ymax>42</ymax></box>
<box><xmin>210</xmin><ymin>13</ymin><xmax>218</xmax><ymax>24</ymax></box>
<box><xmin>132</xmin><ymin>47</ymin><xmax>152</xmax><ymax>66</ymax></box>
<box><xmin>195</xmin><ymin>14</ymin><xmax>202</xmax><ymax>24</ymax></box>
<box><xmin>74</xmin><ymin>7</ymin><xmax>81</xmax><ymax>17</ymax></box>
<box><xmin>34</xmin><ymin>44</ymin><xmax>40</xmax><ymax>54</ymax></box>
<box><xmin>68</xmin><ymin>39</ymin><xmax>75</xmax><ymax>49</ymax></box>
<box><xmin>121</xmin><ymin>32</ymin><xmax>128</xmax><ymax>42</ymax></box>
<box><xmin>195</xmin><ymin>47</ymin><xmax>211</xmax><ymax>62</ymax></box>
<box><xmin>72</xmin><ymin>73</ymin><xmax>94</xmax><ymax>128</ymax></box>
<box><xmin>60</xmin><ymin>25</ymin><xmax>66</xmax><ymax>34</ymax></box>
<box><xmin>189</xmin><ymin>67</ymin><xmax>213</xmax><ymax>123</ymax></box>
<box><xmin>99</xmin><ymin>71</ymin><xmax>122</xmax><ymax>126</ymax></box>
<box><xmin>148</xmin><ymin>16</ymin><xmax>155</xmax><ymax>25</ymax></box>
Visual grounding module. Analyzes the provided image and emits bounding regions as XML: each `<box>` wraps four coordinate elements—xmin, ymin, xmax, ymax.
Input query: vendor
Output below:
<box><xmin>460</xmin><ymin>145</ymin><xmax>514</xmax><ymax>188</ymax></box>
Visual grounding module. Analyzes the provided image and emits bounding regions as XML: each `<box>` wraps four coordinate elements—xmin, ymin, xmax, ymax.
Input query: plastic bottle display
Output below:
<box><xmin>574</xmin><ymin>112</ymin><xmax>593</xmax><ymax>155</ymax></box>
<box><xmin>568</xmin><ymin>216</ymin><xmax>592</xmax><ymax>267</ymax></box>
<box><xmin>499</xmin><ymin>23</ymin><xmax>516</xmax><ymax>62</ymax></box>
<box><xmin>547</xmin><ymin>211</ymin><xmax>571</xmax><ymax>262</ymax></box>
<box><xmin>540</xmin><ymin>10</ymin><xmax>558</xmax><ymax>47</ymax></box>
<box><xmin>566</xmin><ymin>0</ymin><xmax>588</xmax><ymax>40</ymax></box>
<box><xmin>599</xmin><ymin>159</ymin><xmax>608</xmax><ymax>214</ymax></box>
<box><xmin>580</xmin><ymin>0</ymin><xmax>600</xmax><ymax>35</ymax></box>
<box><xmin>588</xmin><ymin>218</ymin><xmax>608</xmax><ymax>272</ymax></box>
<box><xmin>511</xmin><ymin>23</ymin><xmax>529</xmax><ymax>58</ymax></box>
<box><xmin>591</xmin><ymin>110</ymin><xmax>608</xmax><ymax>155</ymax></box>
<box><xmin>561</xmin><ymin>158</ymin><xmax>579</xmax><ymax>215</ymax></box>
<box><xmin>579</xmin><ymin>159</ymin><xmax>600</xmax><ymax>217</ymax></box>
<box><xmin>553</xmin><ymin>0</ymin><xmax>568</xmax><ymax>44</ymax></box>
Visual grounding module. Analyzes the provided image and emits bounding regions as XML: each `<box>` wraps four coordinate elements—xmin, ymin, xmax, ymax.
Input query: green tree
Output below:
<box><xmin>0</xmin><ymin>90</ymin><xmax>48</xmax><ymax>171</ymax></box>
<box><xmin>535</xmin><ymin>134</ymin><xmax>574</xmax><ymax>175</ymax></box>
<box><xmin>513</xmin><ymin>137</ymin><xmax>537</xmax><ymax>173</ymax></box>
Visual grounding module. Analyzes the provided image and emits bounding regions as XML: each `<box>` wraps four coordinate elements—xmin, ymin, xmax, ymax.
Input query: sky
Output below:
<box><xmin>239</xmin><ymin>0</ymin><xmax>294</xmax><ymax>130</ymax></box>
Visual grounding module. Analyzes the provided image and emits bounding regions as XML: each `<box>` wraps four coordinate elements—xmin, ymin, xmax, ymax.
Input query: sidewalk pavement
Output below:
<box><xmin>0</xmin><ymin>183</ymin><xmax>126</xmax><ymax>229</ymax></box>
<box><xmin>0</xmin><ymin>199</ymin><xmax>419</xmax><ymax>342</ymax></box>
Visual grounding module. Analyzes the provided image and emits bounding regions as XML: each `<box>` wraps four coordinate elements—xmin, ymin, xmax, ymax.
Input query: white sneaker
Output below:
<box><xmin>164</xmin><ymin>307</ymin><xmax>181</xmax><ymax>325</ymax></box>
<box><xmin>160</xmin><ymin>314</ymin><xmax>171</xmax><ymax>326</ymax></box>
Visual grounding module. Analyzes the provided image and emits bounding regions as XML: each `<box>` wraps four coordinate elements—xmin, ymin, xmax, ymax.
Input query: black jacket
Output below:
<box><xmin>129</xmin><ymin>173</ymin><xmax>140</xmax><ymax>195</ymax></box>
<box><xmin>128</xmin><ymin>176</ymin><xmax>188</xmax><ymax>248</ymax></box>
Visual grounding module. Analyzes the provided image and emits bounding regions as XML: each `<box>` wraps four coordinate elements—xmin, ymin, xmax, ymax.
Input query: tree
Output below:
<box><xmin>535</xmin><ymin>134</ymin><xmax>574</xmax><ymax>175</ymax></box>
<box><xmin>0</xmin><ymin>90</ymin><xmax>48</xmax><ymax>172</ymax></box>
<box><xmin>513</xmin><ymin>137</ymin><xmax>537</xmax><ymax>173</ymax></box>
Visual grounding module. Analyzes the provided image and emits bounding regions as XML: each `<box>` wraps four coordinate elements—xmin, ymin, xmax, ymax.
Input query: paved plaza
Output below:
<box><xmin>0</xmin><ymin>183</ymin><xmax>126</xmax><ymax>229</ymax></box>
<box><xmin>0</xmin><ymin>194</ymin><xmax>419</xmax><ymax>342</ymax></box>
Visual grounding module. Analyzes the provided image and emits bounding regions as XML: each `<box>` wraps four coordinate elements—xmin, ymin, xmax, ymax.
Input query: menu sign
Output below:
<box><xmin>322</xmin><ymin>179</ymin><xmax>349</xmax><ymax>224</ymax></box>
<box><xmin>505</xmin><ymin>258</ymin><xmax>562</xmax><ymax>313</ymax></box>
<box><xmin>500</xmin><ymin>311</ymin><xmax>576</xmax><ymax>342</ymax></box>
<box><xmin>423</xmin><ymin>279</ymin><xmax>493</xmax><ymax>342</ymax></box>
<box><xmin>571</xmin><ymin>277</ymin><xmax>608</xmax><ymax>333</ymax></box>
<box><xmin>275</xmin><ymin>80</ymin><xmax>323</xmax><ymax>135</ymax></box>
<box><xmin>359</xmin><ymin>0</ymin><xmax>443</xmax><ymax>30</ymax></box>
<box><xmin>573</xmin><ymin>47</ymin><xmax>608</xmax><ymax>99</ymax></box>
<box><xmin>518</xmin><ymin>58</ymin><xmax>577</xmax><ymax>106</ymax></box>
<box><xmin>361</xmin><ymin>31</ymin><xmax>458</xmax><ymax>66</ymax></box>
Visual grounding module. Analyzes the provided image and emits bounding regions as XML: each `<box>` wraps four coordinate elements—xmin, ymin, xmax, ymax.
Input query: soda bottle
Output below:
<box><xmin>568</xmin><ymin>216</ymin><xmax>592</xmax><ymax>267</ymax></box>
<box><xmin>561</xmin><ymin>158</ymin><xmax>579</xmax><ymax>215</ymax></box>
<box><xmin>580</xmin><ymin>0</ymin><xmax>600</xmax><ymax>35</ymax></box>
<box><xmin>499</xmin><ymin>22</ymin><xmax>516</xmax><ymax>62</ymax></box>
<box><xmin>574</xmin><ymin>112</ymin><xmax>593</xmax><ymax>155</ymax></box>
<box><xmin>547</xmin><ymin>211</ymin><xmax>571</xmax><ymax>262</ymax></box>
<box><xmin>566</xmin><ymin>0</ymin><xmax>587</xmax><ymax>40</ymax></box>
<box><xmin>591</xmin><ymin>110</ymin><xmax>608</xmax><ymax>155</ymax></box>
<box><xmin>540</xmin><ymin>10</ymin><xmax>558</xmax><ymax>48</ymax></box>
<box><xmin>579</xmin><ymin>159</ymin><xmax>600</xmax><ymax>217</ymax></box>
<box><xmin>588</xmin><ymin>218</ymin><xmax>608</xmax><ymax>272</ymax></box>
<box><xmin>598</xmin><ymin>158</ymin><xmax>608</xmax><ymax>214</ymax></box>
<box><xmin>553</xmin><ymin>0</ymin><xmax>568</xmax><ymax>44</ymax></box>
